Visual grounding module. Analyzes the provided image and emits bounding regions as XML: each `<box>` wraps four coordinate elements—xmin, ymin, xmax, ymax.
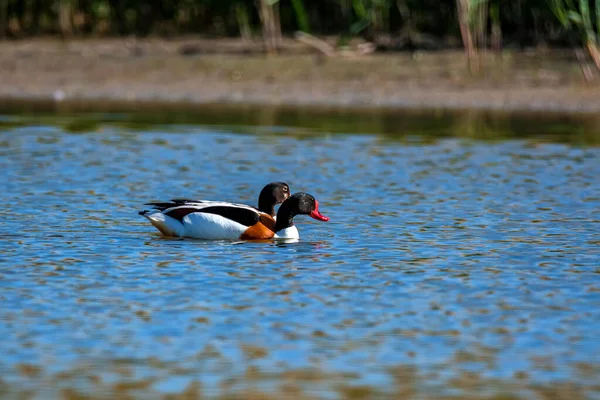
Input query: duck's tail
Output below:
<box><xmin>139</xmin><ymin>210</ymin><xmax>184</xmax><ymax>237</ymax></box>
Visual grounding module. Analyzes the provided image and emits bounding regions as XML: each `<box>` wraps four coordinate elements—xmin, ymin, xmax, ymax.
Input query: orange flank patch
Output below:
<box><xmin>259</xmin><ymin>214</ymin><xmax>276</xmax><ymax>231</ymax></box>
<box><xmin>240</xmin><ymin>216</ymin><xmax>276</xmax><ymax>240</ymax></box>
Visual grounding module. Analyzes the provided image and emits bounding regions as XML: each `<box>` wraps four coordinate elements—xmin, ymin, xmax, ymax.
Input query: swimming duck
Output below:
<box><xmin>143</xmin><ymin>182</ymin><xmax>290</xmax><ymax>220</ymax></box>
<box><xmin>139</xmin><ymin>192</ymin><xmax>329</xmax><ymax>240</ymax></box>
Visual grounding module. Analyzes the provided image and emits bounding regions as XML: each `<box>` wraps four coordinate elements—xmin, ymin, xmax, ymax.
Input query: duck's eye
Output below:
<box><xmin>283</xmin><ymin>187</ymin><xmax>289</xmax><ymax>192</ymax></box>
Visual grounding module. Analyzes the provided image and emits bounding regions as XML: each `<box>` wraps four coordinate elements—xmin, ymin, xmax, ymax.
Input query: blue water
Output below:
<box><xmin>0</xmin><ymin>111</ymin><xmax>599</xmax><ymax>398</ymax></box>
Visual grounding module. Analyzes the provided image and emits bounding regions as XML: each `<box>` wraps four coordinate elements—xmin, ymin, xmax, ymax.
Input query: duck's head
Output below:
<box><xmin>275</xmin><ymin>192</ymin><xmax>329</xmax><ymax>231</ymax></box>
<box><xmin>292</xmin><ymin>192</ymin><xmax>329</xmax><ymax>222</ymax></box>
<box><xmin>258</xmin><ymin>182</ymin><xmax>290</xmax><ymax>216</ymax></box>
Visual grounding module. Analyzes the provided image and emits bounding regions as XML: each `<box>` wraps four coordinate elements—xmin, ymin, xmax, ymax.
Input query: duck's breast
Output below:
<box><xmin>274</xmin><ymin>226</ymin><xmax>299</xmax><ymax>239</ymax></box>
<box><xmin>240</xmin><ymin>214</ymin><xmax>276</xmax><ymax>240</ymax></box>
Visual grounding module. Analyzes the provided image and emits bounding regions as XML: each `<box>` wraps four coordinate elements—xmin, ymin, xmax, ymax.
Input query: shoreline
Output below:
<box><xmin>2</xmin><ymin>87</ymin><xmax>600</xmax><ymax>115</ymax></box>
<box><xmin>1</xmin><ymin>38</ymin><xmax>600</xmax><ymax>115</ymax></box>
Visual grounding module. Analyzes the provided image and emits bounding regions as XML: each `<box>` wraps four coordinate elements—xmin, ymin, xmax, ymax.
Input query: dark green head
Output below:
<box><xmin>258</xmin><ymin>182</ymin><xmax>290</xmax><ymax>216</ymax></box>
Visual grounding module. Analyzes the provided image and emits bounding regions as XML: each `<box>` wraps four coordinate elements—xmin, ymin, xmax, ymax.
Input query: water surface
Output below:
<box><xmin>0</xmin><ymin>108</ymin><xmax>599</xmax><ymax>399</ymax></box>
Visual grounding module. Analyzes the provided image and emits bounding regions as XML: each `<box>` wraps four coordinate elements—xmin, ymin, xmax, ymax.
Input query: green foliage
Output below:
<box><xmin>350</xmin><ymin>0</ymin><xmax>390</xmax><ymax>34</ymax></box>
<box><xmin>597</xmin><ymin>0</ymin><xmax>600</xmax><ymax>36</ymax></box>
<box><xmin>0</xmin><ymin>0</ymin><xmax>596</xmax><ymax>49</ymax></box>
<box><xmin>550</xmin><ymin>0</ymin><xmax>599</xmax><ymax>40</ymax></box>
<box><xmin>291</xmin><ymin>0</ymin><xmax>310</xmax><ymax>32</ymax></box>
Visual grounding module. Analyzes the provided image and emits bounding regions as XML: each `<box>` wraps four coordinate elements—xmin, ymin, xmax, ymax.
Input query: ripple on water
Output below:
<box><xmin>0</xmin><ymin>119</ymin><xmax>599</xmax><ymax>398</ymax></box>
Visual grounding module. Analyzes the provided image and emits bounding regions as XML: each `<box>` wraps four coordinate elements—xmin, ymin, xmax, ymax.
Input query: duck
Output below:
<box><xmin>139</xmin><ymin>192</ymin><xmax>329</xmax><ymax>240</ymax></box>
<box><xmin>143</xmin><ymin>182</ymin><xmax>290</xmax><ymax>220</ymax></box>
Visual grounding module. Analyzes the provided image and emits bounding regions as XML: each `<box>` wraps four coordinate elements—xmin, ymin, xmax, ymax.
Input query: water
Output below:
<box><xmin>0</xmin><ymin>107</ymin><xmax>599</xmax><ymax>399</ymax></box>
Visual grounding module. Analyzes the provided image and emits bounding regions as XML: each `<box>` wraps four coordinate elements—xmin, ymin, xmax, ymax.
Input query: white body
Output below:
<box><xmin>274</xmin><ymin>225</ymin><xmax>299</xmax><ymax>239</ymax></box>
<box><xmin>141</xmin><ymin>201</ymin><xmax>298</xmax><ymax>240</ymax></box>
<box><xmin>143</xmin><ymin>212</ymin><xmax>248</xmax><ymax>240</ymax></box>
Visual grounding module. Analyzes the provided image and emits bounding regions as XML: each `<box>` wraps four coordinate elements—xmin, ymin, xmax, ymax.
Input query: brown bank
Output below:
<box><xmin>1</xmin><ymin>37</ymin><xmax>599</xmax><ymax>114</ymax></box>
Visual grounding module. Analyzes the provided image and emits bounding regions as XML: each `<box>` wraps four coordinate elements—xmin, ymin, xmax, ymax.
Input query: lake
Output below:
<box><xmin>1</xmin><ymin>105</ymin><xmax>599</xmax><ymax>399</ymax></box>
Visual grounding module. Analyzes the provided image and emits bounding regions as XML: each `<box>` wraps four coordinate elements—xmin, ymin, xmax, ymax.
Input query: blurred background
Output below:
<box><xmin>0</xmin><ymin>0</ymin><xmax>598</xmax><ymax>56</ymax></box>
<box><xmin>1</xmin><ymin>0</ymin><xmax>600</xmax><ymax>109</ymax></box>
<box><xmin>1</xmin><ymin>1</ymin><xmax>600</xmax><ymax>400</ymax></box>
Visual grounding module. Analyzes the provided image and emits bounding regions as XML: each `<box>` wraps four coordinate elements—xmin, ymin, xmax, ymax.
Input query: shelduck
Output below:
<box><xmin>139</xmin><ymin>192</ymin><xmax>329</xmax><ymax>240</ymax></box>
<box><xmin>145</xmin><ymin>182</ymin><xmax>290</xmax><ymax>220</ymax></box>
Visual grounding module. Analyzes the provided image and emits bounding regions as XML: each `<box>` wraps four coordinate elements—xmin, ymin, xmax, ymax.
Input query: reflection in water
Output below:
<box><xmin>0</xmin><ymin>110</ymin><xmax>599</xmax><ymax>398</ymax></box>
<box><xmin>1</xmin><ymin>101</ymin><xmax>600</xmax><ymax>145</ymax></box>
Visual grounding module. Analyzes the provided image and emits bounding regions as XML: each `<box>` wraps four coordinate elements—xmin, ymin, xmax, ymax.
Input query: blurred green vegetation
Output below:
<box><xmin>1</xmin><ymin>1</ymin><xmax>600</xmax><ymax>71</ymax></box>
<box><xmin>0</xmin><ymin>0</ymin><xmax>594</xmax><ymax>48</ymax></box>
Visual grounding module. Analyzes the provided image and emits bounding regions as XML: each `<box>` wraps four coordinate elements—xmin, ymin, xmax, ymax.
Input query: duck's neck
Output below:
<box><xmin>258</xmin><ymin>196</ymin><xmax>275</xmax><ymax>217</ymax></box>
<box><xmin>274</xmin><ymin>202</ymin><xmax>296</xmax><ymax>232</ymax></box>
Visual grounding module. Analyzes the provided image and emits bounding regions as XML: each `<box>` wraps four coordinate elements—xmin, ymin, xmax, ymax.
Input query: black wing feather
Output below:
<box><xmin>144</xmin><ymin>199</ymin><xmax>259</xmax><ymax>212</ymax></box>
<box><xmin>194</xmin><ymin>206</ymin><xmax>260</xmax><ymax>227</ymax></box>
<box><xmin>144</xmin><ymin>199</ymin><xmax>205</xmax><ymax>211</ymax></box>
<box><xmin>158</xmin><ymin>205</ymin><xmax>260</xmax><ymax>226</ymax></box>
